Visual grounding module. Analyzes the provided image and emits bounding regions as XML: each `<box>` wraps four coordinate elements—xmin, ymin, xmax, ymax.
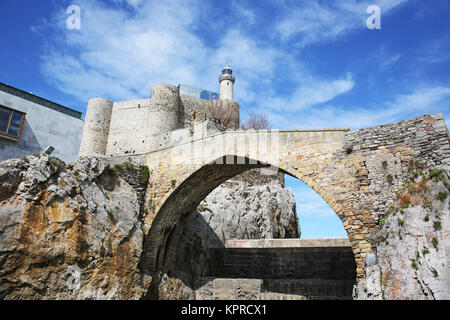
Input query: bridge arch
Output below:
<box><xmin>138</xmin><ymin>127</ymin><xmax>382</xmax><ymax>299</ymax></box>
<box><xmin>140</xmin><ymin>153</ymin><xmax>360</xmax><ymax>295</ymax></box>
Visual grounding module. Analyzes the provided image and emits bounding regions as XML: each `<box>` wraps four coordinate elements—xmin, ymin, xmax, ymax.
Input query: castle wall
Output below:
<box><xmin>179</xmin><ymin>95</ymin><xmax>210</xmax><ymax>127</ymax></box>
<box><xmin>80</xmin><ymin>83</ymin><xmax>240</xmax><ymax>157</ymax></box>
<box><xmin>105</xmin><ymin>98</ymin><xmax>149</xmax><ymax>156</ymax></box>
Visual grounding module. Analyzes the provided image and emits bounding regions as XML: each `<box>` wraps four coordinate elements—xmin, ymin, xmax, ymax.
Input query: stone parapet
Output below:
<box><xmin>225</xmin><ymin>238</ymin><xmax>351</xmax><ymax>248</ymax></box>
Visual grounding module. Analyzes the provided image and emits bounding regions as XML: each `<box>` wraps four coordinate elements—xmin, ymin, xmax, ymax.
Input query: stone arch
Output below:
<box><xmin>140</xmin><ymin>154</ymin><xmax>358</xmax><ymax>291</ymax></box>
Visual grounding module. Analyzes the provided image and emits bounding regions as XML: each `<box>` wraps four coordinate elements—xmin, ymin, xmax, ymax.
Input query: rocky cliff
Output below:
<box><xmin>0</xmin><ymin>154</ymin><xmax>152</xmax><ymax>299</ymax></box>
<box><xmin>191</xmin><ymin>169</ymin><xmax>299</xmax><ymax>242</ymax></box>
<box><xmin>354</xmin><ymin>166</ymin><xmax>450</xmax><ymax>299</ymax></box>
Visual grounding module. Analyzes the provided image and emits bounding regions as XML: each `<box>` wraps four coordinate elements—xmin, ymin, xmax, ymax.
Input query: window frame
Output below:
<box><xmin>0</xmin><ymin>105</ymin><xmax>26</xmax><ymax>140</ymax></box>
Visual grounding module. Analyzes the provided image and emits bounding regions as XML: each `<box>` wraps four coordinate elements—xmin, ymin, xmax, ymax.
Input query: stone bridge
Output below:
<box><xmin>139</xmin><ymin>113</ymin><xmax>450</xmax><ymax>286</ymax></box>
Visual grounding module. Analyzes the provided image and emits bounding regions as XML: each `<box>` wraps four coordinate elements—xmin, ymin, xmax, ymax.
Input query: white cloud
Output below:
<box><xmin>231</xmin><ymin>1</ymin><xmax>256</xmax><ymax>24</ymax></box>
<box><xmin>39</xmin><ymin>0</ymin><xmax>446</xmax><ymax>134</ymax></box>
<box><xmin>388</xmin><ymin>87</ymin><xmax>450</xmax><ymax>111</ymax></box>
<box><xmin>268</xmin><ymin>86</ymin><xmax>450</xmax><ymax>130</ymax></box>
<box><xmin>39</xmin><ymin>0</ymin><xmax>290</xmax><ymax>106</ymax></box>
<box><xmin>256</xmin><ymin>74</ymin><xmax>355</xmax><ymax>112</ymax></box>
<box><xmin>289</xmin><ymin>184</ymin><xmax>335</xmax><ymax>218</ymax></box>
<box><xmin>113</xmin><ymin>0</ymin><xmax>144</xmax><ymax>9</ymax></box>
<box><xmin>288</xmin><ymin>74</ymin><xmax>355</xmax><ymax>110</ymax></box>
<box><xmin>275</xmin><ymin>0</ymin><xmax>409</xmax><ymax>46</ymax></box>
<box><xmin>40</xmin><ymin>0</ymin><xmax>212</xmax><ymax>102</ymax></box>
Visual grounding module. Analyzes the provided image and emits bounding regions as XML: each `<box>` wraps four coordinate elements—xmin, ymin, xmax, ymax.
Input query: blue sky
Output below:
<box><xmin>1</xmin><ymin>0</ymin><xmax>450</xmax><ymax>238</ymax></box>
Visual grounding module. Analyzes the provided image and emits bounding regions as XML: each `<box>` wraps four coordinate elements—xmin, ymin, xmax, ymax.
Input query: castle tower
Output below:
<box><xmin>147</xmin><ymin>83</ymin><xmax>180</xmax><ymax>150</ymax></box>
<box><xmin>219</xmin><ymin>64</ymin><xmax>235</xmax><ymax>101</ymax></box>
<box><xmin>79</xmin><ymin>97</ymin><xmax>113</xmax><ymax>157</ymax></box>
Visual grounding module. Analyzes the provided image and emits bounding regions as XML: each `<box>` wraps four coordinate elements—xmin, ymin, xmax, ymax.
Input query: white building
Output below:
<box><xmin>0</xmin><ymin>82</ymin><xmax>84</xmax><ymax>162</ymax></box>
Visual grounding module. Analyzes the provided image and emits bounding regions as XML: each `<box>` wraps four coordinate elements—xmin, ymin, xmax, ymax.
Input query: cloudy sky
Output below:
<box><xmin>1</xmin><ymin>0</ymin><xmax>449</xmax><ymax>237</ymax></box>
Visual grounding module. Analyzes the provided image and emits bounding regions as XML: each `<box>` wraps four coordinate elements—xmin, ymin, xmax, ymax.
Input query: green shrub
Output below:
<box><xmin>436</xmin><ymin>191</ymin><xmax>447</xmax><ymax>201</ymax></box>
<box><xmin>429</xmin><ymin>168</ymin><xmax>444</xmax><ymax>181</ymax></box>
<box><xmin>423</xmin><ymin>214</ymin><xmax>429</xmax><ymax>222</ymax></box>
<box><xmin>397</xmin><ymin>218</ymin><xmax>404</xmax><ymax>227</ymax></box>
<box><xmin>345</xmin><ymin>147</ymin><xmax>353</xmax><ymax>154</ymax></box>
<box><xmin>113</xmin><ymin>162</ymin><xmax>137</xmax><ymax>172</ymax></box>
<box><xmin>377</xmin><ymin>233</ymin><xmax>389</xmax><ymax>243</ymax></box>
<box><xmin>433</xmin><ymin>220</ymin><xmax>442</xmax><ymax>231</ymax></box>
<box><xmin>387</xmin><ymin>174</ymin><xmax>393</xmax><ymax>183</ymax></box>
<box><xmin>379</xmin><ymin>216</ymin><xmax>387</xmax><ymax>227</ymax></box>
<box><xmin>410</xmin><ymin>259</ymin><xmax>418</xmax><ymax>271</ymax></box>
<box><xmin>140</xmin><ymin>165</ymin><xmax>150</xmax><ymax>184</ymax></box>
<box><xmin>422</xmin><ymin>246</ymin><xmax>429</xmax><ymax>255</ymax></box>
<box><xmin>432</xmin><ymin>237</ymin><xmax>439</xmax><ymax>251</ymax></box>
<box><xmin>171</xmin><ymin>179</ymin><xmax>177</xmax><ymax>187</ymax></box>
<box><xmin>382</xmin><ymin>160</ymin><xmax>388</xmax><ymax>169</ymax></box>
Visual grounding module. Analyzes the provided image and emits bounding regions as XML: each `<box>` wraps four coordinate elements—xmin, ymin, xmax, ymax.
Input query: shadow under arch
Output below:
<box><xmin>140</xmin><ymin>155</ymin><xmax>355</xmax><ymax>299</ymax></box>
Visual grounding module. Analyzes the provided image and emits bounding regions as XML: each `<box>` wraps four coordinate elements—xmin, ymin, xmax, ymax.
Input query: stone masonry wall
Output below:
<box><xmin>340</xmin><ymin>113</ymin><xmax>449</xmax><ymax>268</ymax></box>
<box><xmin>193</xmin><ymin>239</ymin><xmax>356</xmax><ymax>300</ymax></box>
<box><xmin>81</xmin><ymin>84</ymin><xmax>240</xmax><ymax>158</ymax></box>
<box><xmin>206</xmin><ymin>246</ymin><xmax>356</xmax><ymax>280</ymax></box>
<box><xmin>141</xmin><ymin>114</ymin><xmax>449</xmax><ymax>293</ymax></box>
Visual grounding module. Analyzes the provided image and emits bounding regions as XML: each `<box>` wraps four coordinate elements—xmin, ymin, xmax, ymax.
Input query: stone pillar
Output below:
<box><xmin>78</xmin><ymin>97</ymin><xmax>113</xmax><ymax>157</ymax></box>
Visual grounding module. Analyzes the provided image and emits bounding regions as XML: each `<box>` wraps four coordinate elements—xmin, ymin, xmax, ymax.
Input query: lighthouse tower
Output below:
<box><xmin>219</xmin><ymin>64</ymin><xmax>235</xmax><ymax>101</ymax></box>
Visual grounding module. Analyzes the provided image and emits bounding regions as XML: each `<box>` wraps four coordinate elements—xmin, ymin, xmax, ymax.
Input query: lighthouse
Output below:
<box><xmin>219</xmin><ymin>64</ymin><xmax>235</xmax><ymax>101</ymax></box>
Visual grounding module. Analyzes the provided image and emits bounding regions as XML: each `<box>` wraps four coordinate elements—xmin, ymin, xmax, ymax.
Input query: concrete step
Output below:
<box><xmin>194</xmin><ymin>277</ymin><xmax>354</xmax><ymax>300</ymax></box>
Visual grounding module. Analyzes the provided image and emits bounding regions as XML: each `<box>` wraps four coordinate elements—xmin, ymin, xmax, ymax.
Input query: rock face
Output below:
<box><xmin>0</xmin><ymin>154</ymin><xmax>151</xmax><ymax>299</ymax></box>
<box><xmin>193</xmin><ymin>170</ymin><xmax>300</xmax><ymax>242</ymax></box>
<box><xmin>354</xmin><ymin>170</ymin><xmax>450</xmax><ymax>299</ymax></box>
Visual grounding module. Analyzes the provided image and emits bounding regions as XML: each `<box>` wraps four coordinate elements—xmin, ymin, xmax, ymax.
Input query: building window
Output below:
<box><xmin>0</xmin><ymin>105</ymin><xmax>25</xmax><ymax>139</ymax></box>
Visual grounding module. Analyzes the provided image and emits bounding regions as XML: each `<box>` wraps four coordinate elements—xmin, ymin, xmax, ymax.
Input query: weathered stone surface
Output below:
<box><xmin>194</xmin><ymin>278</ymin><xmax>354</xmax><ymax>300</ymax></box>
<box><xmin>141</xmin><ymin>113</ymin><xmax>450</xmax><ymax>291</ymax></box>
<box><xmin>195</xmin><ymin>170</ymin><xmax>299</xmax><ymax>242</ymax></box>
<box><xmin>354</xmin><ymin>172</ymin><xmax>450</xmax><ymax>300</ymax></box>
<box><xmin>0</xmin><ymin>155</ymin><xmax>151</xmax><ymax>299</ymax></box>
